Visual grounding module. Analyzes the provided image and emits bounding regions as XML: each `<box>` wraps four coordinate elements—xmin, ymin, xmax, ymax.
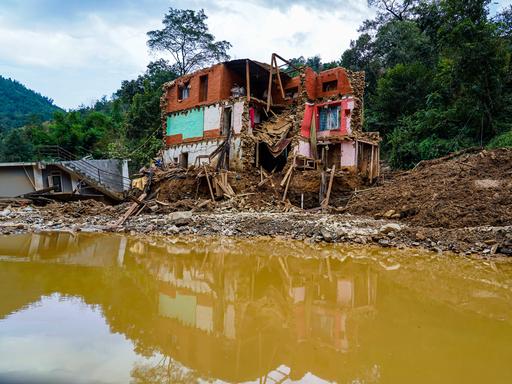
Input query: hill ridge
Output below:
<box><xmin>0</xmin><ymin>75</ymin><xmax>61</xmax><ymax>132</ymax></box>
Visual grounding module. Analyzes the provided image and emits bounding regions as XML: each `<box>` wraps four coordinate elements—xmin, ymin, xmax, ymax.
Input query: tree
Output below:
<box><xmin>0</xmin><ymin>129</ymin><xmax>33</xmax><ymax>162</ymax></box>
<box><xmin>147</xmin><ymin>8</ymin><xmax>231</xmax><ymax>77</ymax></box>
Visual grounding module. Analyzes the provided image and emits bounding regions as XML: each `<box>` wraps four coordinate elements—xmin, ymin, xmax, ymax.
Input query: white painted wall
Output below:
<box><xmin>296</xmin><ymin>140</ymin><xmax>312</xmax><ymax>158</ymax></box>
<box><xmin>33</xmin><ymin>164</ymin><xmax>44</xmax><ymax>190</ymax></box>
<box><xmin>228</xmin><ymin>137</ymin><xmax>243</xmax><ymax>169</ymax></box>
<box><xmin>203</xmin><ymin>105</ymin><xmax>221</xmax><ymax>132</ymax></box>
<box><xmin>340</xmin><ymin>140</ymin><xmax>357</xmax><ymax>167</ymax></box>
<box><xmin>163</xmin><ymin>139</ymin><xmax>223</xmax><ymax>167</ymax></box>
<box><xmin>233</xmin><ymin>101</ymin><xmax>244</xmax><ymax>134</ymax></box>
<box><xmin>346</xmin><ymin>99</ymin><xmax>355</xmax><ymax>135</ymax></box>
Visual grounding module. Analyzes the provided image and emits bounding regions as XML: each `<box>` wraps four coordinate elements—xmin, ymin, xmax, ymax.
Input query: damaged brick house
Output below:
<box><xmin>160</xmin><ymin>53</ymin><xmax>380</xmax><ymax>181</ymax></box>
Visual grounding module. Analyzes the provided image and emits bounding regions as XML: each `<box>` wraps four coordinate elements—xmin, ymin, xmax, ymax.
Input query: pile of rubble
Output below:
<box><xmin>345</xmin><ymin>148</ymin><xmax>512</xmax><ymax>229</ymax></box>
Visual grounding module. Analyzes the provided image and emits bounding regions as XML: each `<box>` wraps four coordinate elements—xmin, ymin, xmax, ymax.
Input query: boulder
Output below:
<box><xmin>168</xmin><ymin>211</ymin><xmax>193</xmax><ymax>226</ymax></box>
<box><xmin>321</xmin><ymin>227</ymin><xmax>336</xmax><ymax>242</ymax></box>
<box><xmin>380</xmin><ymin>223</ymin><xmax>402</xmax><ymax>234</ymax></box>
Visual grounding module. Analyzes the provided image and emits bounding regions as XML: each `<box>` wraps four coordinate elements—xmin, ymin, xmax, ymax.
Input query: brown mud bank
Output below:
<box><xmin>0</xmin><ymin>200</ymin><xmax>510</xmax><ymax>257</ymax></box>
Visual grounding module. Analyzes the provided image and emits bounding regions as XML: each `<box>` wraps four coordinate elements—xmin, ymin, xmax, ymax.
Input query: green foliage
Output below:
<box><xmin>147</xmin><ymin>8</ymin><xmax>231</xmax><ymax>76</ymax></box>
<box><xmin>0</xmin><ymin>76</ymin><xmax>61</xmax><ymax>132</ymax></box>
<box><xmin>0</xmin><ymin>60</ymin><xmax>177</xmax><ymax>170</ymax></box>
<box><xmin>0</xmin><ymin>128</ymin><xmax>34</xmax><ymax>162</ymax></box>
<box><xmin>487</xmin><ymin>129</ymin><xmax>512</xmax><ymax>148</ymax></box>
<box><xmin>345</xmin><ymin>0</ymin><xmax>512</xmax><ymax>168</ymax></box>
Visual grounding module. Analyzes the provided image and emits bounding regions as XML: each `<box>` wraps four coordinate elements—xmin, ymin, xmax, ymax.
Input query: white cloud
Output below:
<box><xmin>0</xmin><ymin>1</ymin><xmax>374</xmax><ymax>109</ymax></box>
<box><xmin>205</xmin><ymin>1</ymin><xmax>374</xmax><ymax>63</ymax></box>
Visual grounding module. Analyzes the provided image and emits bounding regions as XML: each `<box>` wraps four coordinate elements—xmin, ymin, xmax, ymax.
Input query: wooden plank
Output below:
<box><xmin>370</xmin><ymin>146</ymin><xmax>374</xmax><ymax>183</ymax></box>
<box><xmin>266</xmin><ymin>54</ymin><xmax>274</xmax><ymax>111</ymax></box>
<box><xmin>245</xmin><ymin>59</ymin><xmax>251</xmax><ymax>102</ymax></box>
<box><xmin>282</xmin><ymin>165</ymin><xmax>294</xmax><ymax>202</ymax></box>
<box><xmin>280</xmin><ymin>162</ymin><xmax>294</xmax><ymax>187</ymax></box>
<box><xmin>274</xmin><ymin>56</ymin><xmax>286</xmax><ymax>100</ymax></box>
<box><xmin>203</xmin><ymin>165</ymin><xmax>215</xmax><ymax>201</ymax></box>
<box><xmin>114</xmin><ymin>192</ymin><xmax>147</xmax><ymax>226</ymax></box>
<box><xmin>321</xmin><ymin>165</ymin><xmax>336</xmax><ymax>208</ymax></box>
<box><xmin>273</xmin><ymin>52</ymin><xmax>302</xmax><ymax>72</ymax></box>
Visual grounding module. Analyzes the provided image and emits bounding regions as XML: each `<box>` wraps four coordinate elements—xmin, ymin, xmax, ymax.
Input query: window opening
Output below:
<box><xmin>178</xmin><ymin>81</ymin><xmax>190</xmax><ymax>100</ymax></box>
<box><xmin>199</xmin><ymin>75</ymin><xmax>208</xmax><ymax>102</ymax></box>
<box><xmin>319</xmin><ymin>105</ymin><xmax>341</xmax><ymax>131</ymax></box>
<box><xmin>179</xmin><ymin>152</ymin><xmax>189</xmax><ymax>168</ymax></box>
<box><xmin>222</xmin><ymin>107</ymin><xmax>232</xmax><ymax>135</ymax></box>
<box><xmin>285</xmin><ymin>87</ymin><xmax>299</xmax><ymax>99</ymax></box>
<box><xmin>322</xmin><ymin>80</ymin><xmax>338</xmax><ymax>92</ymax></box>
<box><xmin>49</xmin><ymin>173</ymin><xmax>62</xmax><ymax>192</ymax></box>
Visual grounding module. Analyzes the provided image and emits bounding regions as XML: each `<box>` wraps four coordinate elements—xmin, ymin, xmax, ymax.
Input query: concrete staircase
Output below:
<box><xmin>37</xmin><ymin>146</ymin><xmax>127</xmax><ymax>201</ymax></box>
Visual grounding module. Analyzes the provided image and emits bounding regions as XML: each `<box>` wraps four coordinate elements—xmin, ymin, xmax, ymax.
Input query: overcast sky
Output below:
<box><xmin>0</xmin><ymin>0</ymin><xmax>511</xmax><ymax>109</ymax></box>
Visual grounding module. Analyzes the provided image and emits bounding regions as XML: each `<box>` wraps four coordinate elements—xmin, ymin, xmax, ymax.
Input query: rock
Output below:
<box><xmin>497</xmin><ymin>245</ymin><xmax>512</xmax><ymax>256</ymax></box>
<box><xmin>383</xmin><ymin>209</ymin><xmax>396</xmax><ymax>218</ymax></box>
<box><xmin>380</xmin><ymin>223</ymin><xmax>402</xmax><ymax>234</ymax></box>
<box><xmin>168</xmin><ymin>211</ymin><xmax>193</xmax><ymax>226</ymax></box>
<box><xmin>0</xmin><ymin>209</ymin><xmax>11</xmax><ymax>217</ymax></box>
<box><xmin>378</xmin><ymin>239</ymin><xmax>390</xmax><ymax>246</ymax></box>
<box><xmin>391</xmin><ymin>213</ymin><xmax>401</xmax><ymax>219</ymax></box>
<box><xmin>320</xmin><ymin>228</ymin><xmax>335</xmax><ymax>242</ymax></box>
<box><xmin>415</xmin><ymin>232</ymin><xmax>426</xmax><ymax>241</ymax></box>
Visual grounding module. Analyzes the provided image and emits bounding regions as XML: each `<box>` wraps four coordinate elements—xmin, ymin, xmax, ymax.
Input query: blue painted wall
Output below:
<box><xmin>167</xmin><ymin>109</ymin><xmax>204</xmax><ymax>139</ymax></box>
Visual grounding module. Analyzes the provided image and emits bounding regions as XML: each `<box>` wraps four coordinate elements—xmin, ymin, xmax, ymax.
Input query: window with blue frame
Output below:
<box><xmin>318</xmin><ymin>105</ymin><xmax>341</xmax><ymax>131</ymax></box>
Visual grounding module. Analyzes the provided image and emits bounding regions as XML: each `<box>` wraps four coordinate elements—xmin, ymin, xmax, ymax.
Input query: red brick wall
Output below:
<box><xmin>316</xmin><ymin>68</ymin><xmax>353</xmax><ymax>98</ymax></box>
<box><xmin>164</xmin><ymin>62</ymin><xmax>356</xmax><ymax>114</ymax></box>
<box><xmin>284</xmin><ymin>67</ymin><xmax>354</xmax><ymax>101</ymax></box>
<box><xmin>220</xmin><ymin>66</ymin><xmax>244</xmax><ymax>100</ymax></box>
<box><xmin>166</xmin><ymin>64</ymin><xmax>229</xmax><ymax>113</ymax></box>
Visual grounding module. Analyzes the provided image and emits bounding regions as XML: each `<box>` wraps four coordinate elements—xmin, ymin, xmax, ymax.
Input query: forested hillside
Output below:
<box><xmin>340</xmin><ymin>0</ymin><xmax>512</xmax><ymax>168</ymax></box>
<box><xmin>1</xmin><ymin>1</ymin><xmax>511</xmax><ymax>169</ymax></box>
<box><xmin>0</xmin><ymin>76</ymin><xmax>60</xmax><ymax>132</ymax></box>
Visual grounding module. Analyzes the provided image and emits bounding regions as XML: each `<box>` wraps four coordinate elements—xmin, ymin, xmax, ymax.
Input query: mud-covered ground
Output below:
<box><xmin>1</xmin><ymin>148</ymin><xmax>510</xmax><ymax>257</ymax></box>
<box><xmin>0</xmin><ymin>202</ymin><xmax>510</xmax><ymax>257</ymax></box>
<box><xmin>346</xmin><ymin>148</ymin><xmax>512</xmax><ymax>228</ymax></box>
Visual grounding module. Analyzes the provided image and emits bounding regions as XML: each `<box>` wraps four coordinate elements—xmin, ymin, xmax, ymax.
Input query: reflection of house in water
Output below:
<box><xmin>0</xmin><ymin>232</ymin><xmax>127</xmax><ymax>267</ymax></box>
<box><xmin>0</xmin><ymin>233</ymin><xmax>379</xmax><ymax>383</ymax></box>
<box><xmin>129</xmin><ymin>240</ymin><xmax>378</xmax><ymax>382</ymax></box>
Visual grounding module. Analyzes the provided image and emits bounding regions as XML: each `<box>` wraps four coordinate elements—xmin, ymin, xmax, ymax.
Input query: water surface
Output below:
<box><xmin>0</xmin><ymin>232</ymin><xmax>512</xmax><ymax>383</ymax></box>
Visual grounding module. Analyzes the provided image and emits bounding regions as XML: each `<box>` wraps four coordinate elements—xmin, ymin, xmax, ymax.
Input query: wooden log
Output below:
<box><xmin>321</xmin><ymin>165</ymin><xmax>336</xmax><ymax>208</ymax></box>
<box><xmin>370</xmin><ymin>145</ymin><xmax>374</xmax><ymax>183</ymax></box>
<box><xmin>266</xmin><ymin>54</ymin><xmax>274</xmax><ymax>111</ymax></box>
<box><xmin>245</xmin><ymin>59</ymin><xmax>251</xmax><ymax>102</ymax></box>
<box><xmin>257</xmin><ymin>173</ymin><xmax>274</xmax><ymax>188</ymax></box>
<box><xmin>280</xmin><ymin>161</ymin><xmax>295</xmax><ymax>187</ymax></box>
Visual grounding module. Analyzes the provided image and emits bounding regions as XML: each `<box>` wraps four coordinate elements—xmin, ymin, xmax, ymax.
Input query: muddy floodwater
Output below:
<box><xmin>1</xmin><ymin>233</ymin><xmax>512</xmax><ymax>383</ymax></box>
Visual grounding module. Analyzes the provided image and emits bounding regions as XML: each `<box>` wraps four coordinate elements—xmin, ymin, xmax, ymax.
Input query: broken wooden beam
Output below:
<box><xmin>282</xmin><ymin>165</ymin><xmax>294</xmax><ymax>202</ymax></box>
<box><xmin>203</xmin><ymin>165</ymin><xmax>215</xmax><ymax>201</ymax></box>
<box><xmin>114</xmin><ymin>192</ymin><xmax>147</xmax><ymax>226</ymax></box>
<box><xmin>321</xmin><ymin>165</ymin><xmax>336</xmax><ymax>208</ymax></box>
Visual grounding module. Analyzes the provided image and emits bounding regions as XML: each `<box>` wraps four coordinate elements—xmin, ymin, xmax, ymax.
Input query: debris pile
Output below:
<box><xmin>346</xmin><ymin>148</ymin><xmax>512</xmax><ymax>228</ymax></box>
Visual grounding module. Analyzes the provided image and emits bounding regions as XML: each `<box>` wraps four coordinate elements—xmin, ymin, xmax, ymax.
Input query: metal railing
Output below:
<box><xmin>35</xmin><ymin>145</ymin><xmax>131</xmax><ymax>193</ymax></box>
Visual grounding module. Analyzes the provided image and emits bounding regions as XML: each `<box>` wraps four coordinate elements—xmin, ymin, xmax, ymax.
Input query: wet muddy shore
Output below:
<box><xmin>1</xmin><ymin>204</ymin><xmax>510</xmax><ymax>257</ymax></box>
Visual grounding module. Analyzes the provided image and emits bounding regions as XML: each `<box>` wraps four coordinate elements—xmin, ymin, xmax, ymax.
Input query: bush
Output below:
<box><xmin>487</xmin><ymin>129</ymin><xmax>512</xmax><ymax>148</ymax></box>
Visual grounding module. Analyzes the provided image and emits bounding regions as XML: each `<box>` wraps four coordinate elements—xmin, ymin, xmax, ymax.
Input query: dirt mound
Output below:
<box><xmin>346</xmin><ymin>148</ymin><xmax>512</xmax><ymax>228</ymax></box>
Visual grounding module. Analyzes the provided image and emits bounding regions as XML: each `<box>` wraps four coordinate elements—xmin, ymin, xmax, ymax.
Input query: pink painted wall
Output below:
<box><xmin>296</xmin><ymin>140</ymin><xmax>312</xmax><ymax>158</ymax></box>
<box><xmin>340</xmin><ymin>141</ymin><xmax>356</xmax><ymax>167</ymax></box>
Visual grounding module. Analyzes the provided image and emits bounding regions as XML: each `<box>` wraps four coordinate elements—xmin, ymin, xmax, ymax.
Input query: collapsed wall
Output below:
<box><xmin>155</xmin><ymin>56</ymin><xmax>381</xmax><ymax>208</ymax></box>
